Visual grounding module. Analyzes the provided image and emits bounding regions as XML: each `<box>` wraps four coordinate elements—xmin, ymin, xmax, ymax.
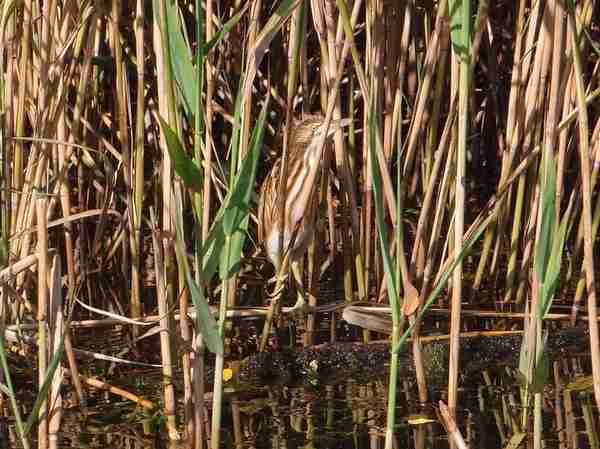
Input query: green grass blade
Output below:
<box><xmin>367</xmin><ymin>103</ymin><xmax>399</xmax><ymax>320</ymax></box>
<box><xmin>392</xmin><ymin>213</ymin><xmax>492</xmax><ymax>354</ymax></box>
<box><xmin>219</xmin><ymin>97</ymin><xmax>269</xmax><ymax>279</ymax></box>
<box><xmin>203</xmin><ymin>4</ymin><xmax>249</xmax><ymax>53</ymax></box>
<box><xmin>24</xmin><ymin>338</ymin><xmax>65</xmax><ymax>435</ymax></box>
<box><xmin>200</xmin><ymin>217</ymin><xmax>226</xmax><ymax>283</ymax></box>
<box><xmin>531</xmin><ymin>335</ymin><xmax>550</xmax><ymax>393</ymax></box>
<box><xmin>173</xmin><ymin>193</ymin><xmax>223</xmax><ymax>355</ymax></box>
<box><xmin>186</xmin><ymin>268</ymin><xmax>223</xmax><ymax>355</ymax></box>
<box><xmin>199</xmin><ymin>86</ymin><xmax>244</xmax><ymax>281</ymax></box>
<box><xmin>158</xmin><ymin>115</ymin><xmax>203</xmax><ymax>193</ymax></box>
<box><xmin>448</xmin><ymin>0</ymin><xmax>471</xmax><ymax>59</ymax></box>
<box><xmin>540</xmin><ymin>203</ymin><xmax>572</xmax><ymax>318</ymax></box>
<box><xmin>162</xmin><ymin>0</ymin><xmax>197</xmax><ymax>116</ymax></box>
<box><xmin>535</xmin><ymin>150</ymin><xmax>557</xmax><ymax>288</ymax></box>
<box><xmin>0</xmin><ymin>330</ymin><xmax>28</xmax><ymax>447</ymax></box>
<box><xmin>227</xmin><ymin>78</ymin><xmax>245</xmax><ymax>188</ymax></box>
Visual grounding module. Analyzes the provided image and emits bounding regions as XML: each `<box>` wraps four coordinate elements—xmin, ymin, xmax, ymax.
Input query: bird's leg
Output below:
<box><xmin>290</xmin><ymin>261</ymin><xmax>308</xmax><ymax>315</ymax></box>
<box><xmin>259</xmin><ymin>253</ymin><xmax>290</xmax><ymax>352</ymax></box>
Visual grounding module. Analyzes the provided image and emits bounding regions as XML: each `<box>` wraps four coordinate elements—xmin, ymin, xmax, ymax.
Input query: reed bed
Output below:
<box><xmin>0</xmin><ymin>0</ymin><xmax>599</xmax><ymax>448</ymax></box>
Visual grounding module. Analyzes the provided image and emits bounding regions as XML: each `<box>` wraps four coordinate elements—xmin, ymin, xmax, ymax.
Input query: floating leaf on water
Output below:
<box><xmin>222</xmin><ymin>368</ymin><xmax>233</xmax><ymax>382</ymax></box>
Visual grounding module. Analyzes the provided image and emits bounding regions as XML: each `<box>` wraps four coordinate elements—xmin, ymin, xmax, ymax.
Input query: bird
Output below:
<box><xmin>257</xmin><ymin>114</ymin><xmax>350</xmax><ymax>350</ymax></box>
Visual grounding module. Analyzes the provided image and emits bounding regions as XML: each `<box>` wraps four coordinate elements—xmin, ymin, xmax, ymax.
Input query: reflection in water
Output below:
<box><xmin>4</xmin><ymin>326</ymin><xmax>596</xmax><ymax>449</ymax></box>
<box><xmin>11</xmin><ymin>353</ymin><xmax>592</xmax><ymax>449</ymax></box>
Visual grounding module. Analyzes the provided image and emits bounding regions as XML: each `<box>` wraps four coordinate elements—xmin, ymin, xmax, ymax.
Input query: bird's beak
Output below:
<box><xmin>325</xmin><ymin>118</ymin><xmax>353</xmax><ymax>137</ymax></box>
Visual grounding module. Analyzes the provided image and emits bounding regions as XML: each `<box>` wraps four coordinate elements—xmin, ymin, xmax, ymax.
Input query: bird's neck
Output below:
<box><xmin>286</xmin><ymin>137</ymin><xmax>327</xmax><ymax>226</ymax></box>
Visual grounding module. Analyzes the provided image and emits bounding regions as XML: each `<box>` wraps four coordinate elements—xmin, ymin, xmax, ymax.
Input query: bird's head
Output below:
<box><xmin>290</xmin><ymin>115</ymin><xmax>352</xmax><ymax>149</ymax></box>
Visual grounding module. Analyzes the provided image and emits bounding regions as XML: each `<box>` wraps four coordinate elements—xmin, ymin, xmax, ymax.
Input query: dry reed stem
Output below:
<box><xmin>567</xmin><ymin>3</ymin><xmax>600</xmax><ymax>414</ymax></box>
<box><xmin>48</xmin><ymin>255</ymin><xmax>63</xmax><ymax>449</ymax></box>
<box><xmin>150</xmin><ymin>211</ymin><xmax>179</xmax><ymax>440</ymax></box>
<box><xmin>36</xmin><ymin>197</ymin><xmax>49</xmax><ymax>449</ymax></box>
<box><xmin>81</xmin><ymin>376</ymin><xmax>155</xmax><ymax>410</ymax></box>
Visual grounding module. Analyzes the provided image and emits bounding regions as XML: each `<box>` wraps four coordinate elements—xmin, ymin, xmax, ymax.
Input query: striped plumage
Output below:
<box><xmin>257</xmin><ymin>114</ymin><xmax>350</xmax><ymax>350</ymax></box>
<box><xmin>257</xmin><ymin>115</ymin><xmax>350</xmax><ymax>270</ymax></box>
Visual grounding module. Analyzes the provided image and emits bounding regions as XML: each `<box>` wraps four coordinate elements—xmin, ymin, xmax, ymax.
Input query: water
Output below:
<box><xmin>6</xmin><ymin>357</ymin><xmax>597</xmax><ymax>449</ymax></box>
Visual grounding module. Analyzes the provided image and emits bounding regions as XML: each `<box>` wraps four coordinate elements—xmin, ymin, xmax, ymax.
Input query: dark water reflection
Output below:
<box><xmin>6</xmin><ymin>357</ymin><xmax>597</xmax><ymax>449</ymax></box>
<box><xmin>3</xmin><ymin>324</ymin><xmax>597</xmax><ymax>449</ymax></box>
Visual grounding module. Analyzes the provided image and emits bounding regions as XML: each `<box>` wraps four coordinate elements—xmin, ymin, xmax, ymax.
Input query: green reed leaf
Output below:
<box><xmin>158</xmin><ymin>115</ymin><xmax>203</xmax><ymax>193</ymax></box>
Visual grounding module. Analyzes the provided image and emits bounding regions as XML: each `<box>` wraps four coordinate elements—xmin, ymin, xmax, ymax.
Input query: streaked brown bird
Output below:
<box><xmin>257</xmin><ymin>114</ymin><xmax>350</xmax><ymax>349</ymax></box>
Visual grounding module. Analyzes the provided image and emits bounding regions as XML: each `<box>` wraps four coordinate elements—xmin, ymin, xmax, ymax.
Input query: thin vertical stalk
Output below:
<box><xmin>553</xmin><ymin>363</ymin><xmax>567</xmax><ymax>449</ymax></box>
<box><xmin>322</xmin><ymin>0</ymin><xmax>360</xmax><ymax>338</ymax></box>
<box><xmin>400</xmin><ymin>2</ymin><xmax>447</xmax><ymax>178</ymax></box>
<box><xmin>239</xmin><ymin>0</ymin><xmax>262</xmax><ymax>160</ymax></box>
<box><xmin>194</xmin><ymin>1</ymin><xmax>208</xmax><ymax>447</ymax></box>
<box><xmin>12</xmin><ymin>0</ymin><xmax>33</xmax><ymax>235</ymax></box>
<box><xmin>514</xmin><ymin>15</ymin><xmax>549</xmax><ymax>305</ymax></box>
<box><xmin>563</xmin><ymin>379</ymin><xmax>577</xmax><ymax>448</ymax></box>
<box><xmin>0</xmin><ymin>308</ymin><xmax>29</xmax><ymax>449</ymax></box>
<box><xmin>150</xmin><ymin>211</ymin><xmax>178</xmax><ymax>439</ymax></box>
<box><xmin>448</xmin><ymin>0</ymin><xmax>471</xmax><ymax>420</ymax></box>
<box><xmin>503</xmin><ymin>174</ymin><xmax>526</xmax><ymax>303</ymax></box>
<box><xmin>48</xmin><ymin>255</ymin><xmax>63</xmax><ymax>449</ymax></box>
<box><xmin>179</xmin><ymin>286</ymin><xmax>194</xmax><ymax>443</ymax></box>
<box><xmin>154</xmin><ymin>1</ymin><xmax>179</xmax><ymax>440</ymax></box>
<box><xmin>568</xmin><ymin>1</ymin><xmax>600</xmax><ymax>412</ymax></box>
<box><xmin>0</xmin><ymin>0</ymin><xmax>15</xmax><ymax>242</ymax></box>
<box><xmin>54</xmin><ymin>0</ymin><xmax>84</xmax><ymax>410</ymax></box>
<box><xmin>410</xmin><ymin>99</ymin><xmax>457</xmax><ymax>278</ymax></box>
<box><xmin>56</xmin><ymin>2</ymin><xmax>76</xmax><ymax>331</ymax></box>
<box><xmin>384</xmin><ymin>78</ymin><xmax>406</xmax><ymax>449</ymax></box>
<box><xmin>546</xmin><ymin>0</ymin><xmax>565</xmax><ymax>220</ymax></box>
<box><xmin>154</xmin><ymin>4</ymin><xmax>178</xmax><ymax>400</ymax></box>
<box><xmin>132</xmin><ymin>0</ymin><xmax>146</xmax><ymax>336</ymax></box>
<box><xmin>15</xmin><ymin>0</ymin><xmax>55</xmax><ymax>282</ymax></box>
<box><xmin>338</xmin><ymin>0</ymin><xmax>367</xmax><ymax>303</ymax></box>
<box><xmin>210</xmin><ymin>235</ymin><xmax>231</xmax><ymax>449</ymax></box>
<box><xmin>515</xmin><ymin>172</ymin><xmax>540</xmax><ymax>305</ymax></box>
<box><xmin>36</xmin><ymin>196</ymin><xmax>49</xmax><ymax>449</ymax></box>
<box><xmin>111</xmin><ymin>0</ymin><xmax>137</xmax><ymax>325</ymax></box>
<box><xmin>480</xmin><ymin>0</ymin><xmax>525</xmax><ymax>294</ymax></box>
<box><xmin>202</xmin><ymin>0</ymin><xmax>214</xmax><ymax>244</ymax></box>
<box><xmin>335</xmin><ymin>0</ymin><xmax>397</xmax><ymax>222</ymax></box>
